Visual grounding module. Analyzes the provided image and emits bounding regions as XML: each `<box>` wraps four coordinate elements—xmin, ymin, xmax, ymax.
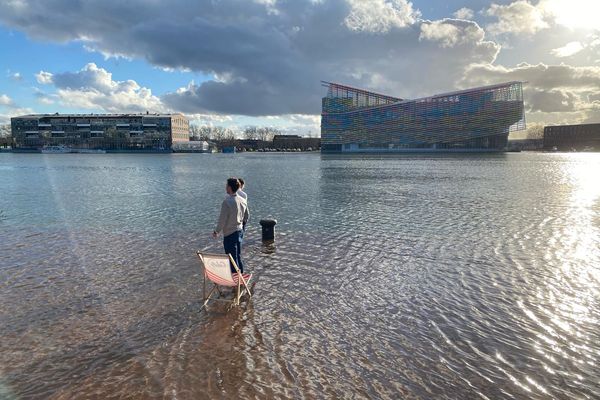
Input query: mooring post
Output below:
<box><xmin>259</xmin><ymin>218</ymin><xmax>277</xmax><ymax>242</ymax></box>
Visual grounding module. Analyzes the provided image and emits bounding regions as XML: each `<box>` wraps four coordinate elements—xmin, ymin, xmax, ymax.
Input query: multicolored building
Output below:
<box><xmin>321</xmin><ymin>82</ymin><xmax>525</xmax><ymax>152</ymax></box>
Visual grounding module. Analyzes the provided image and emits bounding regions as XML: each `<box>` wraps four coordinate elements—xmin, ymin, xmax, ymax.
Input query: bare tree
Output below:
<box><xmin>243</xmin><ymin>126</ymin><xmax>259</xmax><ymax>140</ymax></box>
<box><xmin>0</xmin><ymin>124</ymin><xmax>10</xmax><ymax>138</ymax></box>
<box><xmin>222</xmin><ymin>129</ymin><xmax>236</xmax><ymax>146</ymax></box>
<box><xmin>257</xmin><ymin>127</ymin><xmax>281</xmax><ymax>142</ymax></box>
<box><xmin>189</xmin><ymin>124</ymin><xmax>204</xmax><ymax>140</ymax></box>
<box><xmin>190</xmin><ymin>125</ymin><xmax>235</xmax><ymax>142</ymax></box>
<box><xmin>525</xmin><ymin>124</ymin><xmax>544</xmax><ymax>140</ymax></box>
<box><xmin>210</xmin><ymin>126</ymin><xmax>228</xmax><ymax>143</ymax></box>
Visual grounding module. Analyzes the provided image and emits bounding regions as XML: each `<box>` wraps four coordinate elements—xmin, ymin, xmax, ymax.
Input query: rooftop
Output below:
<box><xmin>13</xmin><ymin>112</ymin><xmax>185</xmax><ymax>119</ymax></box>
<box><xmin>322</xmin><ymin>81</ymin><xmax>524</xmax><ymax>114</ymax></box>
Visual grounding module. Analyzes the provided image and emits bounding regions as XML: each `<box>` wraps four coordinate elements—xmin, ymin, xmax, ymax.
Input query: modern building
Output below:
<box><xmin>321</xmin><ymin>81</ymin><xmax>525</xmax><ymax>152</ymax></box>
<box><xmin>544</xmin><ymin>123</ymin><xmax>600</xmax><ymax>151</ymax></box>
<box><xmin>11</xmin><ymin>113</ymin><xmax>189</xmax><ymax>151</ymax></box>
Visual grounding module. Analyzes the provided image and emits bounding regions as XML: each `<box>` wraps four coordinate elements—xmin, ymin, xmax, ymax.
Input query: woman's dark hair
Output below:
<box><xmin>227</xmin><ymin>177</ymin><xmax>240</xmax><ymax>192</ymax></box>
<box><xmin>238</xmin><ymin>178</ymin><xmax>245</xmax><ymax>186</ymax></box>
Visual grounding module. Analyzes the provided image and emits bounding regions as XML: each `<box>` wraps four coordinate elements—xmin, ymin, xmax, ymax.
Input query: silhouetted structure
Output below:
<box><xmin>507</xmin><ymin>138</ymin><xmax>544</xmax><ymax>151</ymax></box>
<box><xmin>544</xmin><ymin>123</ymin><xmax>600</xmax><ymax>151</ymax></box>
<box><xmin>272</xmin><ymin>135</ymin><xmax>320</xmax><ymax>150</ymax></box>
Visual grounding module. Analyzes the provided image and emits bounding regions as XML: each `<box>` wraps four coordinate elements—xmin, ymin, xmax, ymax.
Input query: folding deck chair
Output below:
<box><xmin>196</xmin><ymin>251</ymin><xmax>253</xmax><ymax>309</ymax></box>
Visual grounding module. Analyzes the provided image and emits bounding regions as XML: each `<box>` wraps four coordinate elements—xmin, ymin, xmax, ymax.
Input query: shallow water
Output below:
<box><xmin>0</xmin><ymin>152</ymin><xmax>599</xmax><ymax>399</ymax></box>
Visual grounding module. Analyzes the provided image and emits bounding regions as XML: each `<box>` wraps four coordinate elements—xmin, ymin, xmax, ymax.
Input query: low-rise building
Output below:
<box><xmin>172</xmin><ymin>140</ymin><xmax>210</xmax><ymax>153</ymax></box>
<box><xmin>272</xmin><ymin>135</ymin><xmax>321</xmax><ymax>151</ymax></box>
<box><xmin>544</xmin><ymin>123</ymin><xmax>600</xmax><ymax>151</ymax></box>
<box><xmin>11</xmin><ymin>113</ymin><xmax>189</xmax><ymax>151</ymax></box>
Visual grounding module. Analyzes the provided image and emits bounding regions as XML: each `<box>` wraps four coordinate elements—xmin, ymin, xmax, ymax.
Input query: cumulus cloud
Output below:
<box><xmin>37</xmin><ymin>97</ymin><xmax>55</xmax><ymax>105</ymax></box>
<box><xmin>419</xmin><ymin>19</ymin><xmax>490</xmax><ymax>48</ymax></box>
<box><xmin>551</xmin><ymin>41</ymin><xmax>584</xmax><ymax>58</ymax></box>
<box><xmin>33</xmin><ymin>89</ymin><xmax>56</xmax><ymax>105</ymax></box>
<box><xmin>36</xmin><ymin>63</ymin><xmax>164</xmax><ymax>113</ymax></box>
<box><xmin>3</xmin><ymin>0</ymin><xmax>596</xmax><ymax>126</ymax></box>
<box><xmin>0</xmin><ymin>109</ymin><xmax>32</xmax><ymax>124</ymax></box>
<box><xmin>461</xmin><ymin>62</ymin><xmax>600</xmax><ymax>123</ymax></box>
<box><xmin>0</xmin><ymin>0</ymin><xmax>503</xmax><ymax>116</ymax></box>
<box><xmin>0</xmin><ymin>94</ymin><xmax>34</xmax><ymax>123</ymax></box>
<box><xmin>0</xmin><ymin>94</ymin><xmax>13</xmax><ymax>107</ymax></box>
<box><xmin>463</xmin><ymin>62</ymin><xmax>600</xmax><ymax>90</ymax></box>
<box><xmin>453</xmin><ymin>7</ymin><xmax>474</xmax><ymax>20</ymax></box>
<box><xmin>0</xmin><ymin>95</ymin><xmax>33</xmax><ymax>125</ymax></box>
<box><xmin>485</xmin><ymin>1</ymin><xmax>549</xmax><ymax>35</ymax></box>
<box><xmin>35</xmin><ymin>71</ymin><xmax>53</xmax><ymax>84</ymax></box>
<box><xmin>344</xmin><ymin>0</ymin><xmax>420</xmax><ymax>33</ymax></box>
<box><xmin>527</xmin><ymin>89</ymin><xmax>577</xmax><ymax>112</ymax></box>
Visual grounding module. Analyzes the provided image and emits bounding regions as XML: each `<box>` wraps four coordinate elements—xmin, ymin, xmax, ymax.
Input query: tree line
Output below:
<box><xmin>0</xmin><ymin>124</ymin><xmax>10</xmax><ymax>137</ymax></box>
<box><xmin>190</xmin><ymin>125</ymin><xmax>282</xmax><ymax>143</ymax></box>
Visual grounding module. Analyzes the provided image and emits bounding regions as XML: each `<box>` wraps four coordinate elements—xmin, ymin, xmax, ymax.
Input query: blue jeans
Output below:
<box><xmin>223</xmin><ymin>230</ymin><xmax>244</xmax><ymax>273</ymax></box>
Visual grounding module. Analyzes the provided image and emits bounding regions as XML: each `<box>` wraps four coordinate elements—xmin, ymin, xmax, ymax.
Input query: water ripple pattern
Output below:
<box><xmin>0</xmin><ymin>152</ymin><xmax>599</xmax><ymax>399</ymax></box>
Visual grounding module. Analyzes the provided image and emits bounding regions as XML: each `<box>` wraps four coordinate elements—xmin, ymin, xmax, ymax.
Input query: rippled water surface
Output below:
<box><xmin>1</xmin><ymin>152</ymin><xmax>599</xmax><ymax>399</ymax></box>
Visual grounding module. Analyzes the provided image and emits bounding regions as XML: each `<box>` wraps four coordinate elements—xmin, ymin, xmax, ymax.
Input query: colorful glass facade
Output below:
<box><xmin>321</xmin><ymin>82</ymin><xmax>525</xmax><ymax>152</ymax></box>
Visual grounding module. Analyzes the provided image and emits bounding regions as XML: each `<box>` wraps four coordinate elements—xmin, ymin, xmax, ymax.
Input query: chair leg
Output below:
<box><xmin>202</xmin><ymin>285</ymin><xmax>218</xmax><ymax>309</ymax></box>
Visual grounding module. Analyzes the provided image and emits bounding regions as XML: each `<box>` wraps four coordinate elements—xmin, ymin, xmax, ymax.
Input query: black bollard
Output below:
<box><xmin>259</xmin><ymin>218</ymin><xmax>277</xmax><ymax>242</ymax></box>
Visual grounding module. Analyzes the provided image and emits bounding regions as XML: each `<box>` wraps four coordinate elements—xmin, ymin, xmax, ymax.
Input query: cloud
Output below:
<box><xmin>0</xmin><ymin>94</ymin><xmax>33</xmax><ymax>124</ymax></box>
<box><xmin>0</xmin><ymin>94</ymin><xmax>13</xmax><ymax>107</ymax></box>
<box><xmin>0</xmin><ymin>109</ymin><xmax>33</xmax><ymax>124</ymax></box>
<box><xmin>453</xmin><ymin>7</ymin><xmax>473</xmax><ymax>20</ymax></box>
<box><xmin>9</xmin><ymin>72</ymin><xmax>23</xmax><ymax>81</ymax></box>
<box><xmin>527</xmin><ymin>89</ymin><xmax>577</xmax><ymax>112</ymax></box>
<box><xmin>34</xmin><ymin>90</ymin><xmax>56</xmax><ymax>105</ymax></box>
<box><xmin>463</xmin><ymin>62</ymin><xmax>600</xmax><ymax>90</ymax></box>
<box><xmin>540</xmin><ymin>0</ymin><xmax>599</xmax><ymax>30</ymax></box>
<box><xmin>37</xmin><ymin>97</ymin><xmax>55</xmax><ymax>105</ymax></box>
<box><xmin>35</xmin><ymin>71</ymin><xmax>53</xmax><ymax>84</ymax></box>
<box><xmin>4</xmin><ymin>0</ymin><xmax>596</xmax><ymax>126</ymax></box>
<box><xmin>461</xmin><ymin>62</ymin><xmax>600</xmax><ymax>123</ymax></box>
<box><xmin>344</xmin><ymin>0</ymin><xmax>420</xmax><ymax>33</ymax></box>
<box><xmin>551</xmin><ymin>41</ymin><xmax>584</xmax><ymax>58</ymax></box>
<box><xmin>0</xmin><ymin>0</ymin><xmax>502</xmax><ymax>116</ymax></box>
<box><xmin>37</xmin><ymin>63</ymin><xmax>164</xmax><ymax>113</ymax></box>
<box><xmin>485</xmin><ymin>1</ymin><xmax>549</xmax><ymax>35</ymax></box>
<box><xmin>419</xmin><ymin>19</ymin><xmax>488</xmax><ymax>48</ymax></box>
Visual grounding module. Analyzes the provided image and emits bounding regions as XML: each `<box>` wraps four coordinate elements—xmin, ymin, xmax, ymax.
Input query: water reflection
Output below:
<box><xmin>0</xmin><ymin>152</ymin><xmax>599</xmax><ymax>399</ymax></box>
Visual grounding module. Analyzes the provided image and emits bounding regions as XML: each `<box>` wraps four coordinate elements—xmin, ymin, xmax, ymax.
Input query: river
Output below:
<box><xmin>1</xmin><ymin>152</ymin><xmax>599</xmax><ymax>399</ymax></box>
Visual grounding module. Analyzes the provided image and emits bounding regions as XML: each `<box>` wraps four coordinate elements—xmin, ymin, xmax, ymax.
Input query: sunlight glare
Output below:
<box><xmin>543</xmin><ymin>0</ymin><xmax>600</xmax><ymax>30</ymax></box>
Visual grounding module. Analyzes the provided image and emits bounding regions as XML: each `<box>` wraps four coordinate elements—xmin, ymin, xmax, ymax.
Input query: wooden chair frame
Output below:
<box><xmin>196</xmin><ymin>251</ymin><xmax>252</xmax><ymax>309</ymax></box>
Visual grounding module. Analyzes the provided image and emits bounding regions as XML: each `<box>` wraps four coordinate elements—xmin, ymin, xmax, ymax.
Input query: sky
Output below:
<box><xmin>0</xmin><ymin>0</ymin><xmax>599</xmax><ymax>137</ymax></box>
